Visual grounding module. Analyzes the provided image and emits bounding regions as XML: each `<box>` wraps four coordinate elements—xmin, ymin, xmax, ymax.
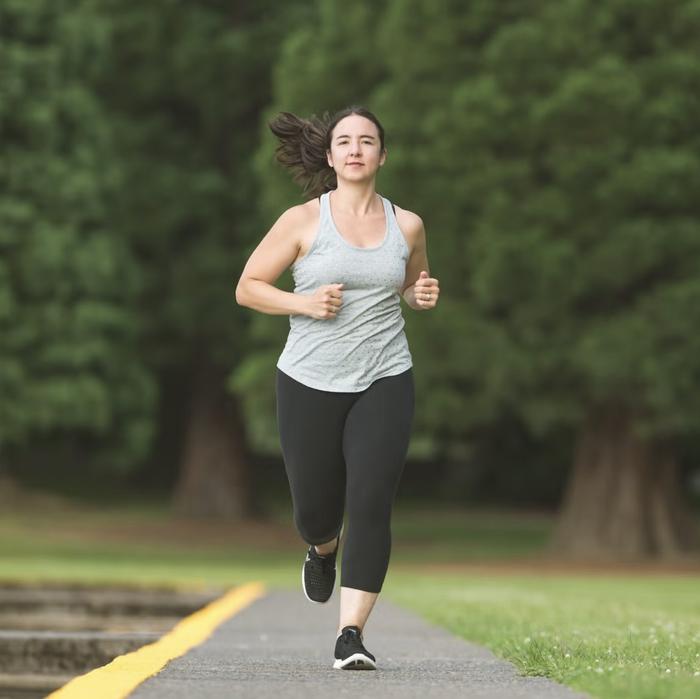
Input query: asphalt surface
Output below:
<box><xmin>130</xmin><ymin>587</ymin><xmax>590</xmax><ymax>699</ymax></box>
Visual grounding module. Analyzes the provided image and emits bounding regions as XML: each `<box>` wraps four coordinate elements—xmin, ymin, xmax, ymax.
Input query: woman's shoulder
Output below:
<box><xmin>290</xmin><ymin>194</ymin><xmax>322</xmax><ymax>215</ymax></box>
<box><xmin>277</xmin><ymin>196</ymin><xmax>321</xmax><ymax>227</ymax></box>
<box><xmin>392</xmin><ymin>202</ymin><xmax>425</xmax><ymax>243</ymax></box>
<box><xmin>272</xmin><ymin>197</ymin><xmax>321</xmax><ymax>257</ymax></box>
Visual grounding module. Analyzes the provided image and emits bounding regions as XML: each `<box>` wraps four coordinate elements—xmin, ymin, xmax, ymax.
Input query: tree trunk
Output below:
<box><xmin>549</xmin><ymin>403</ymin><xmax>699</xmax><ymax>560</ymax></box>
<box><xmin>130</xmin><ymin>367</ymin><xmax>190</xmax><ymax>491</ymax></box>
<box><xmin>172</xmin><ymin>357</ymin><xmax>258</xmax><ymax>519</ymax></box>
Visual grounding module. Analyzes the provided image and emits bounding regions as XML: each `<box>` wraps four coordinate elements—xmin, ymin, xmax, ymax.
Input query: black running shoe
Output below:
<box><xmin>301</xmin><ymin>526</ymin><xmax>342</xmax><ymax>604</ymax></box>
<box><xmin>333</xmin><ymin>625</ymin><xmax>377</xmax><ymax>670</ymax></box>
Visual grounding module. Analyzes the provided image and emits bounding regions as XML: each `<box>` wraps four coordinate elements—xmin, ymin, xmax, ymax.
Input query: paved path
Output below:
<box><xmin>129</xmin><ymin>587</ymin><xmax>590</xmax><ymax>699</ymax></box>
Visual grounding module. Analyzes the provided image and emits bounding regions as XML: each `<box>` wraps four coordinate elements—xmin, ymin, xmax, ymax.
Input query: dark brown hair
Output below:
<box><xmin>268</xmin><ymin>105</ymin><xmax>386</xmax><ymax>200</ymax></box>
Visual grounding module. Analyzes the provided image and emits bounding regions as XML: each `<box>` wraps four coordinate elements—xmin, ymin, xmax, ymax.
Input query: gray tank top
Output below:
<box><xmin>276</xmin><ymin>189</ymin><xmax>413</xmax><ymax>392</ymax></box>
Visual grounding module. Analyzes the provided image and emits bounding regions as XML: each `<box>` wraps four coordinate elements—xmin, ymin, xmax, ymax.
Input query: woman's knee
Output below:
<box><xmin>293</xmin><ymin>504</ymin><xmax>343</xmax><ymax>545</ymax></box>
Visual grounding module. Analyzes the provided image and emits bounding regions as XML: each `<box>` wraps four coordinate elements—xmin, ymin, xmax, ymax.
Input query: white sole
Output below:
<box><xmin>301</xmin><ymin>523</ymin><xmax>343</xmax><ymax>604</ymax></box>
<box><xmin>333</xmin><ymin>652</ymin><xmax>377</xmax><ymax>670</ymax></box>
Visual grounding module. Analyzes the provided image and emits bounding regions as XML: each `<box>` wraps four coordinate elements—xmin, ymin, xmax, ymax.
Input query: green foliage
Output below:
<box><xmin>0</xmin><ymin>0</ymin><xmax>155</xmax><ymax>470</ymax></box>
<box><xmin>5</xmin><ymin>0</ymin><xmax>700</xmax><ymax>482</ymax></box>
<box><xmin>376</xmin><ymin>0</ymin><xmax>700</xmax><ymax>441</ymax></box>
<box><xmin>96</xmin><ymin>0</ymin><xmax>305</xmax><ymax>369</ymax></box>
<box><xmin>475</xmin><ymin>1</ymin><xmax>700</xmax><ymax>438</ymax></box>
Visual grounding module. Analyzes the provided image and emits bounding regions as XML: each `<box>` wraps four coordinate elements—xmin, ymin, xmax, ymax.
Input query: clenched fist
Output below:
<box><xmin>306</xmin><ymin>283</ymin><xmax>344</xmax><ymax>320</ymax></box>
<box><xmin>414</xmin><ymin>271</ymin><xmax>439</xmax><ymax>309</ymax></box>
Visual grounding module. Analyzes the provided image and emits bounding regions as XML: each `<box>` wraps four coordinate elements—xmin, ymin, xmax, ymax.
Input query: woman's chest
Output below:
<box><xmin>295</xmin><ymin>207</ymin><xmax>412</xmax><ymax>264</ymax></box>
<box><xmin>294</xmin><ymin>238</ymin><xmax>408</xmax><ymax>293</ymax></box>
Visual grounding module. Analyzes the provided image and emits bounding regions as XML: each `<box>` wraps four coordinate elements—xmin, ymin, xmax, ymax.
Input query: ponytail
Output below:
<box><xmin>268</xmin><ymin>111</ymin><xmax>336</xmax><ymax>200</ymax></box>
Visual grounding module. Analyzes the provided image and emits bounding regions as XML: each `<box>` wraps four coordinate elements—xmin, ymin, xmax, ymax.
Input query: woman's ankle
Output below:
<box><xmin>314</xmin><ymin>534</ymin><xmax>340</xmax><ymax>556</ymax></box>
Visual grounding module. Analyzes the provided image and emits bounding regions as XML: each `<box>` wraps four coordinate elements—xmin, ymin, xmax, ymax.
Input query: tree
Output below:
<box><xmin>97</xmin><ymin>0</ymin><xmax>310</xmax><ymax>517</ymax></box>
<box><xmin>380</xmin><ymin>0</ymin><xmax>700</xmax><ymax>557</ymax></box>
<box><xmin>0</xmin><ymin>0</ymin><xmax>155</xmax><ymax>477</ymax></box>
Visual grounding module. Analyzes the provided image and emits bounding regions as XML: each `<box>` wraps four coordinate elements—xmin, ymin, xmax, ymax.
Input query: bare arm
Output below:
<box><xmin>235</xmin><ymin>206</ymin><xmax>309</xmax><ymax>316</ymax></box>
<box><xmin>400</xmin><ymin>213</ymin><xmax>431</xmax><ymax>311</ymax></box>
<box><xmin>237</xmin><ymin>279</ymin><xmax>307</xmax><ymax>316</ymax></box>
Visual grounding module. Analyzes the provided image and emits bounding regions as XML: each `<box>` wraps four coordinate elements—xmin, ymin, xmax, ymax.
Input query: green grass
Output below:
<box><xmin>1</xmin><ymin>493</ymin><xmax>699</xmax><ymax>698</ymax></box>
<box><xmin>386</xmin><ymin>573</ymin><xmax>700</xmax><ymax>699</ymax></box>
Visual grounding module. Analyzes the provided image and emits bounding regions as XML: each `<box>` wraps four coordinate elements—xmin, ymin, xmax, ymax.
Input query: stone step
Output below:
<box><xmin>0</xmin><ymin>610</ymin><xmax>183</xmax><ymax>632</ymax></box>
<box><xmin>0</xmin><ymin>629</ymin><xmax>161</xmax><ymax>674</ymax></box>
<box><xmin>0</xmin><ymin>584</ymin><xmax>223</xmax><ymax>617</ymax></box>
<box><xmin>0</xmin><ymin>672</ymin><xmax>75</xmax><ymax>699</ymax></box>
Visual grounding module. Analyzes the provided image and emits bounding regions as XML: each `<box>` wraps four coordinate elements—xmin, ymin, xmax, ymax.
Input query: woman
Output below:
<box><xmin>235</xmin><ymin>105</ymin><xmax>439</xmax><ymax>670</ymax></box>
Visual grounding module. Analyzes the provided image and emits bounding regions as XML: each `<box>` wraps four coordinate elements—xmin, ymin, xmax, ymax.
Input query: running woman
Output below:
<box><xmin>235</xmin><ymin>105</ymin><xmax>439</xmax><ymax>670</ymax></box>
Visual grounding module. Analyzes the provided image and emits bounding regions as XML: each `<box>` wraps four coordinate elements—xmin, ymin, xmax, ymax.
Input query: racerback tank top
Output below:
<box><xmin>276</xmin><ymin>189</ymin><xmax>413</xmax><ymax>392</ymax></box>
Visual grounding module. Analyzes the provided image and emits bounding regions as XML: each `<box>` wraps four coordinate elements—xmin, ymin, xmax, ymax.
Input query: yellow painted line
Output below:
<box><xmin>47</xmin><ymin>581</ymin><xmax>267</xmax><ymax>699</ymax></box>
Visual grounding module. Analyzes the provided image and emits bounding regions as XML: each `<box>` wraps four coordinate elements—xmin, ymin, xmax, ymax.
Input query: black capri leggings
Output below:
<box><xmin>275</xmin><ymin>366</ymin><xmax>414</xmax><ymax>593</ymax></box>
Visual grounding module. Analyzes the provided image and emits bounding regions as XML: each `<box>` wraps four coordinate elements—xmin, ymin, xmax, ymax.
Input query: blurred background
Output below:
<box><xmin>2</xmin><ymin>0</ymin><xmax>700</xmax><ymax>574</ymax></box>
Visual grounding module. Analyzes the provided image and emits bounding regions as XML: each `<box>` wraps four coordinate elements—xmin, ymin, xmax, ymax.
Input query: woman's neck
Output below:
<box><xmin>331</xmin><ymin>183</ymin><xmax>380</xmax><ymax>217</ymax></box>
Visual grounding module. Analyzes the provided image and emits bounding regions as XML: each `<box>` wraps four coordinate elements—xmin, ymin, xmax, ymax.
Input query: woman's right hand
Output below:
<box><xmin>306</xmin><ymin>283</ymin><xmax>344</xmax><ymax>320</ymax></box>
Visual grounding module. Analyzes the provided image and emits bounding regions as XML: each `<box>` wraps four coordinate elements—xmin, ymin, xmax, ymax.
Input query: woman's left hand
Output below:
<box><xmin>414</xmin><ymin>270</ymin><xmax>439</xmax><ymax>309</ymax></box>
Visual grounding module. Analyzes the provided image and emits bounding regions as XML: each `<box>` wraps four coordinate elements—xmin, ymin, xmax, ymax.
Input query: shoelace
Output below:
<box><xmin>308</xmin><ymin>547</ymin><xmax>336</xmax><ymax>583</ymax></box>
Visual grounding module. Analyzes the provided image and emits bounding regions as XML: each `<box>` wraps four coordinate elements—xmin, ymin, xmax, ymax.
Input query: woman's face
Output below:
<box><xmin>327</xmin><ymin>114</ymin><xmax>386</xmax><ymax>181</ymax></box>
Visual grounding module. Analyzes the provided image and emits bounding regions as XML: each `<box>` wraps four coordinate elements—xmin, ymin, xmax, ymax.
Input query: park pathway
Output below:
<box><xmin>128</xmin><ymin>586</ymin><xmax>591</xmax><ymax>699</ymax></box>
